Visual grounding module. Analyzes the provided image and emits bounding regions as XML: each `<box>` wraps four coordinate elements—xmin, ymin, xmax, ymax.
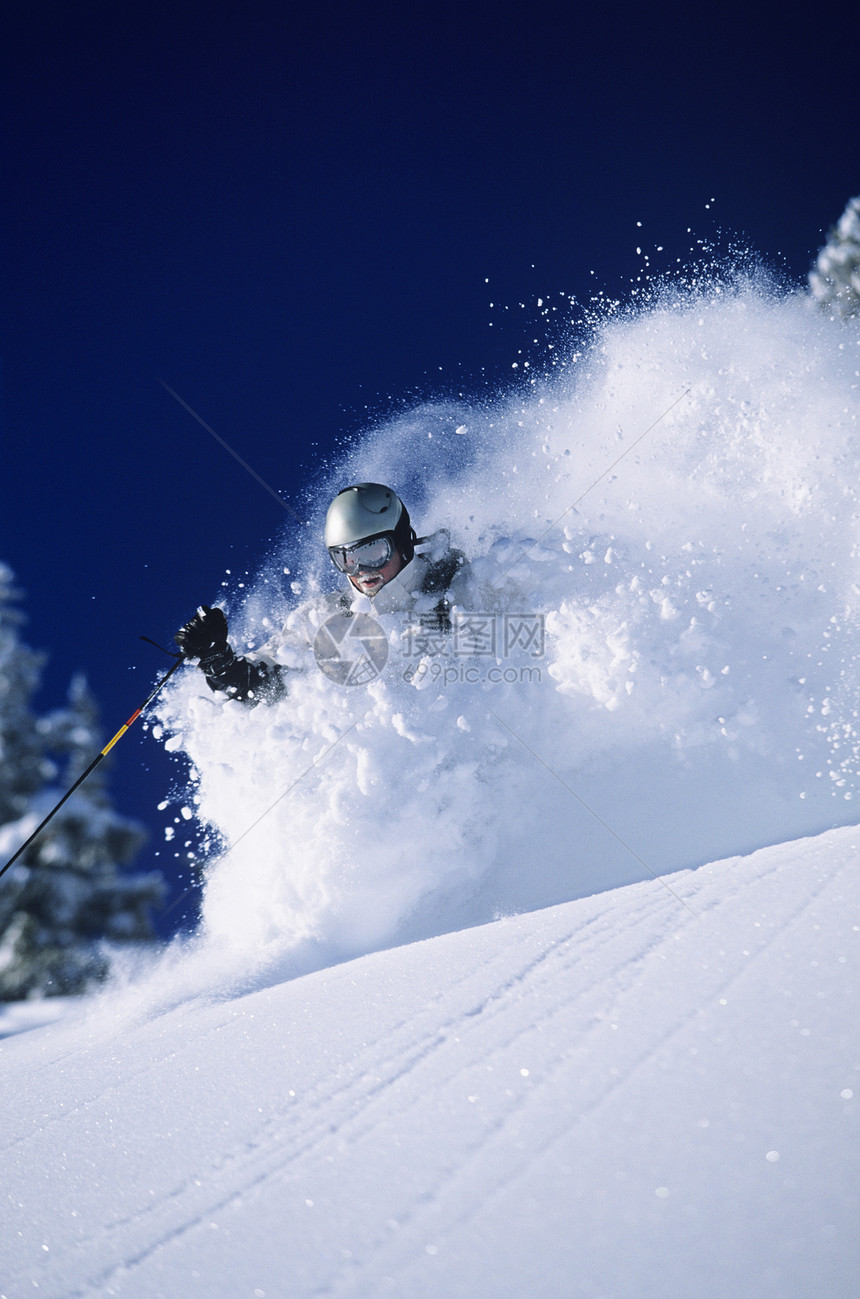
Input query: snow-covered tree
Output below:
<box><xmin>809</xmin><ymin>195</ymin><xmax>860</xmax><ymax>320</ymax></box>
<box><xmin>0</xmin><ymin>567</ymin><xmax>163</xmax><ymax>1000</ymax></box>
<box><xmin>0</xmin><ymin>564</ymin><xmax>50</xmax><ymax>826</ymax></box>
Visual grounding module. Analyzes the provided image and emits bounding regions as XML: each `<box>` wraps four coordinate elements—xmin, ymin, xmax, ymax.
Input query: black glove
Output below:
<box><xmin>175</xmin><ymin>606</ymin><xmax>229</xmax><ymax>660</ymax></box>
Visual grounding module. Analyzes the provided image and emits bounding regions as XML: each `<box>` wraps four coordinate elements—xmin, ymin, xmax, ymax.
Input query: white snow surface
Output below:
<box><xmin>1</xmin><ymin>830</ymin><xmax>857</xmax><ymax>1297</ymax></box>
<box><xmin>2</xmin><ymin>269</ymin><xmax>860</xmax><ymax>1295</ymax></box>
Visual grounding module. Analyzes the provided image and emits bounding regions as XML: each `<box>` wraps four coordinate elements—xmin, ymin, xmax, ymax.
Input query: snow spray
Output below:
<box><xmin>154</xmin><ymin>267</ymin><xmax>860</xmax><ymax>981</ymax></box>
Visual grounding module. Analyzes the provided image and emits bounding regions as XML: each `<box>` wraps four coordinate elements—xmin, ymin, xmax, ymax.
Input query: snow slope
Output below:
<box><xmin>1</xmin><ymin>827</ymin><xmax>857</xmax><ymax>1298</ymax></box>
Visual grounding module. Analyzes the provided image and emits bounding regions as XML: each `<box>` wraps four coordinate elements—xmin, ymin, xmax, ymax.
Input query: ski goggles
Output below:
<box><xmin>328</xmin><ymin>533</ymin><xmax>395</xmax><ymax>574</ymax></box>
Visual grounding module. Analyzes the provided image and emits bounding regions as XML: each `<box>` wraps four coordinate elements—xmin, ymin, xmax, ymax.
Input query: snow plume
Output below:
<box><xmin>154</xmin><ymin>268</ymin><xmax>860</xmax><ymax>985</ymax></box>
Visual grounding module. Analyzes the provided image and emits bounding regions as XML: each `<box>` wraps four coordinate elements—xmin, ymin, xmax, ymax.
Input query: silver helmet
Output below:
<box><xmin>324</xmin><ymin>483</ymin><xmax>415</xmax><ymax>564</ymax></box>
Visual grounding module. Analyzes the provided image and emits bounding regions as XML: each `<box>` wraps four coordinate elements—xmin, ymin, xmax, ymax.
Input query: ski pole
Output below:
<box><xmin>0</xmin><ymin>651</ymin><xmax>186</xmax><ymax>883</ymax></box>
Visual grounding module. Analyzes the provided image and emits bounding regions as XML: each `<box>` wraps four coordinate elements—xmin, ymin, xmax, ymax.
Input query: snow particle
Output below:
<box><xmin>520</xmin><ymin>1068</ymin><xmax>530</xmax><ymax>1077</ymax></box>
<box><xmin>655</xmin><ymin>1186</ymin><xmax>669</xmax><ymax>1198</ymax></box>
<box><xmin>765</xmin><ymin>1150</ymin><xmax>780</xmax><ymax>1162</ymax></box>
<box><xmin>841</xmin><ymin>1089</ymin><xmax>853</xmax><ymax>1099</ymax></box>
<box><xmin>426</xmin><ymin>1244</ymin><xmax>439</xmax><ymax>1255</ymax></box>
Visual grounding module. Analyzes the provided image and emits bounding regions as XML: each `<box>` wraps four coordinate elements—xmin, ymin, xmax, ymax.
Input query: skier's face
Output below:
<box><xmin>348</xmin><ymin>549</ymin><xmax>405</xmax><ymax>597</ymax></box>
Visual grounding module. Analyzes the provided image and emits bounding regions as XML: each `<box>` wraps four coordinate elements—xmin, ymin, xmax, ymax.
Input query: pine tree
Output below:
<box><xmin>809</xmin><ymin>195</ymin><xmax>860</xmax><ymax>320</ymax></box>
<box><xmin>0</xmin><ymin>567</ymin><xmax>164</xmax><ymax>1000</ymax></box>
<box><xmin>0</xmin><ymin>564</ymin><xmax>50</xmax><ymax>826</ymax></box>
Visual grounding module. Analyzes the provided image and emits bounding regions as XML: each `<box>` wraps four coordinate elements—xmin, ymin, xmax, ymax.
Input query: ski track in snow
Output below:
<box><xmin>2</xmin><ymin>828</ymin><xmax>857</xmax><ymax>1298</ymax></box>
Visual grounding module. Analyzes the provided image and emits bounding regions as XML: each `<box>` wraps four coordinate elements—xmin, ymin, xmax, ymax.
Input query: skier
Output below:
<box><xmin>175</xmin><ymin>482</ymin><xmax>468</xmax><ymax>703</ymax></box>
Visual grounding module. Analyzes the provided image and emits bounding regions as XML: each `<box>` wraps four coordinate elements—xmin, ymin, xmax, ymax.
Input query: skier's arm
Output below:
<box><xmin>174</xmin><ymin>606</ymin><xmax>288</xmax><ymax>704</ymax></box>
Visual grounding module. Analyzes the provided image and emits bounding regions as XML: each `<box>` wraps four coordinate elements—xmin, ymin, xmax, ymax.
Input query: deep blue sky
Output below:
<box><xmin>2</xmin><ymin>2</ymin><xmax>858</xmax><ymax>928</ymax></box>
